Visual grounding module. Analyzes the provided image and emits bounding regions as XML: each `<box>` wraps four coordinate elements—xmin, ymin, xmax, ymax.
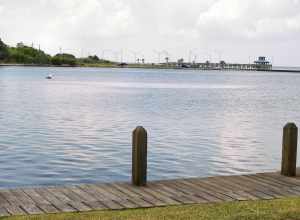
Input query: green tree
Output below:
<box><xmin>8</xmin><ymin>44</ymin><xmax>51</xmax><ymax>64</ymax></box>
<box><xmin>0</xmin><ymin>38</ymin><xmax>9</xmax><ymax>61</ymax></box>
<box><xmin>51</xmin><ymin>53</ymin><xmax>77</xmax><ymax>66</ymax></box>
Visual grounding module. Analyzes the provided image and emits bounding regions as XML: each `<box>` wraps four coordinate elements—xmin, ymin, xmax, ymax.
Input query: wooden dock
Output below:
<box><xmin>0</xmin><ymin>170</ymin><xmax>300</xmax><ymax>217</ymax></box>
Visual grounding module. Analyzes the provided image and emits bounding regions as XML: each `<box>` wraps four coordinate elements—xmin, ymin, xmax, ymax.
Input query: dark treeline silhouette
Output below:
<box><xmin>0</xmin><ymin>38</ymin><xmax>112</xmax><ymax>66</ymax></box>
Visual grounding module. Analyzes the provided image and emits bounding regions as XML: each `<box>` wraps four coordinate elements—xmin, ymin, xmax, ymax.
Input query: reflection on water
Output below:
<box><xmin>0</xmin><ymin>66</ymin><xmax>299</xmax><ymax>188</ymax></box>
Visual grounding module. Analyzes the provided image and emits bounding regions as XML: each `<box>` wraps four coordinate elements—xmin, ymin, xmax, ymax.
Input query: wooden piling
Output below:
<box><xmin>281</xmin><ymin>123</ymin><xmax>298</xmax><ymax>176</ymax></box>
<box><xmin>132</xmin><ymin>126</ymin><xmax>147</xmax><ymax>186</ymax></box>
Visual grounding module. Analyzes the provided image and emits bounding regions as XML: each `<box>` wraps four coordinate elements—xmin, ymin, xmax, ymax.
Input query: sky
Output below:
<box><xmin>0</xmin><ymin>0</ymin><xmax>300</xmax><ymax>66</ymax></box>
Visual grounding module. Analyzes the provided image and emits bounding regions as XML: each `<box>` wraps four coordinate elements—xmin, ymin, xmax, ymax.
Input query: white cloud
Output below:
<box><xmin>0</xmin><ymin>0</ymin><xmax>300</xmax><ymax>65</ymax></box>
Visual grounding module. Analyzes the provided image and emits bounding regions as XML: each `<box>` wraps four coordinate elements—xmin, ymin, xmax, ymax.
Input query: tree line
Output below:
<box><xmin>0</xmin><ymin>38</ymin><xmax>113</xmax><ymax>66</ymax></box>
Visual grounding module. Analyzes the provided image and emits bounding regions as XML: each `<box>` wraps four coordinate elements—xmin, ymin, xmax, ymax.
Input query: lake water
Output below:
<box><xmin>0</xmin><ymin>66</ymin><xmax>299</xmax><ymax>188</ymax></box>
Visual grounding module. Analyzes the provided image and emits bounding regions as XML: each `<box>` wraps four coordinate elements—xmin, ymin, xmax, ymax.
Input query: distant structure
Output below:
<box><xmin>254</xmin><ymin>56</ymin><xmax>272</xmax><ymax>70</ymax></box>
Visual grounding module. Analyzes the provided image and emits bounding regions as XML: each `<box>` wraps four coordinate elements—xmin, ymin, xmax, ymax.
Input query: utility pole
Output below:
<box><xmin>154</xmin><ymin>50</ymin><xmax>162</xmax><ymax>64</ymax></box>
<box><xmin>120</xmin><ymin>49</ymin><xmax>123</xmax><ymax>63</ymax></box>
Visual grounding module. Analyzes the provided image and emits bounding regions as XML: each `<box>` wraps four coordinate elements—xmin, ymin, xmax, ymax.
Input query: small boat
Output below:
<box><xmin>46</xmin><ymin>74</ymin><xmax>53</xmax><ymax>79</ymax></box>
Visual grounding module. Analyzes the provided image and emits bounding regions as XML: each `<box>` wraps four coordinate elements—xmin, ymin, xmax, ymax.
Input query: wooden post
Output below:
<box><xmin>281</xmin><ymin>123</ymin><xmax>298</xmax><ymax>177</ymax></box>
<box><xmin>132</xmin><ymin>126</ymin><xmax>147</xmax><ymax>186</ymax></box>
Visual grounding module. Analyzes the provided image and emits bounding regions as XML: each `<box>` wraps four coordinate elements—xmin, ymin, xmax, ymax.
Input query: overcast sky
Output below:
<box><xmin>0</xmin><ymin>0</ymin><xmax>299</xmax><ymax>66</ymax></box>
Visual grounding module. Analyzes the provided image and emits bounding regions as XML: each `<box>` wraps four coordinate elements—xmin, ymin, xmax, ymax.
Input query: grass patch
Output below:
<box><xmin>2</xmin><ymin>197</ymin><xmax>300</xmax><ymax>220</ymax></box>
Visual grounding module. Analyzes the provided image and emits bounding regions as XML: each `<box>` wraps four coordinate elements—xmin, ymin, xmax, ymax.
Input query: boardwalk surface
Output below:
<box><xmin>1</xmin><ymin>170</ymin><xmax>300</xmax><ymax>216</ymax></box>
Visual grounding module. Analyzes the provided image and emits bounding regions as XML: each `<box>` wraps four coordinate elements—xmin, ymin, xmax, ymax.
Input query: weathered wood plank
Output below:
<box><xmin>47</xmin><ymin>187</ymin><xmax>92</xmax><ymax>212</ymax></box>
<box><xmin>34</xmin><ymin>188</ymin><xmax>76</xmax><ymax>212</ymax></box>
<box><xmin>120</xmin><ymin>183</ymin><xmax>166</xmax><ymax>206</ymax></box>
<box><xmin>168</xmin><ymin>180</ymin><xmax>217</xmax><ymax>203</ymax></box>
<box><xmin>246</xmin><ymin>174</ymin><xmax>292</xmax><ymax>189</ymax></box>
<box><xmin>22</xmin><ymin>188</ymin><xmax>52</xmax><ymax>205</ymax></box>
<box><xmin>0</xmin><ymin>192</ymin><xmax>10</xmax><ymax>206</ymax></box>
<box><xmin>140</xmin><ymin>184</ymin><xmax>181</xmax><ymax>205</ymax></box>
<box><xmin>0</xmin><ymin>190</ymin><xmax>23</xmax><ymax>206</ymax></box>
<box><xmin>3</xmin><ymin>204</ymin><xmax>25</xmax><ymax>216</ymax></box>
<box><xmin>177</xmin><ymin>179</ymin><xmax>223</xmax><ymax>202</ymax></box>
<box><xmin>79</xmin><ymin>185</ymin><xmax>125</xmax><ymax>210</ymax></box>
<box><xmin>84</xmin><ymin>201</ymin><xmax>107</xmax><ymax>210</ymax></box>
<box><xmin>111</xmin><ymin>183</ymin><xmax>153</xmax><ymax>207</ymax></box>
<box><xmin>37</xmin><ymin>204</ymin><xmax>59</xmax><ymax>214</ymax></box>
<box><xmin>105</xmin><ymin>184</ymin><xmax>152</xmax><ymax>208</ymax></box>
<box><xmin>238</xmin><ymin>176</ymin><xmax>292</xmax><ymax>198</ymax></box>
<box><xmin>1</xmin><ymin>169</ymin><xmax>300</xmax><ymax>216</ymax></box>
<box><xmin>187</xmin><ymin>179</ymin><xmax>235</xmax><ymax>202</ymax></box>
<box><xmin>0</xmin><ymin>207</ymin><xmax>9</xmax><ymax>217</ymax></box>
<box><xmin>1</xmin><ymin>189</ymin><xmax>43</xmax><ymax>215</ymax></box>
<box><xmin>256</xmin><ymin>173</ymin><xmax>295</xmax><ymax>187</ymax></box>
<box><xmin>147</xmin><ymin>182</ymin><xmax>192</xmax><ymax>204</ymax></box>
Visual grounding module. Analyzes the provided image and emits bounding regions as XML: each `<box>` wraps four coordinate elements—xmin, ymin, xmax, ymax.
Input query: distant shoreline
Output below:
<box><xmin>1</xmin><ymin>63</ymin><xmax>300</xmax><ymax>73</ymax></box>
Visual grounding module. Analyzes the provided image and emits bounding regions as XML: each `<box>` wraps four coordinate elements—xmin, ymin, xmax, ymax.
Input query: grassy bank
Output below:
<box><xmin>2</xmin><ymin>197</ymin><xmax>300</xmax><ymax>220</ymax></box>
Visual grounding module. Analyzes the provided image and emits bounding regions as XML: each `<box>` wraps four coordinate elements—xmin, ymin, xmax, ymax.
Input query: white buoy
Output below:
<box><xmin>46</xmin><ymin>74</ymin><xmax>53</xmax><ymax>79</ymax></box>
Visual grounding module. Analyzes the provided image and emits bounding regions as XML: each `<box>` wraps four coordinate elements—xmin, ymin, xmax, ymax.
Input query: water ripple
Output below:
<box><xmin>0</xmin><ymin>67</ymin><xmax>299</xmax><ymax>188</ymax></box>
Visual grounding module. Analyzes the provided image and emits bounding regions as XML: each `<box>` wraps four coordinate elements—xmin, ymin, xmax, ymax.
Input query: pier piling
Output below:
<box><xmin>281</xmin><ymin>123</ymin><xmax>298</xmax><ymax>176</ymax></box>
<box><xmin>132</xmin><ymin>126</ymin><xmax>148</xmax><ymax>186</ymax></box>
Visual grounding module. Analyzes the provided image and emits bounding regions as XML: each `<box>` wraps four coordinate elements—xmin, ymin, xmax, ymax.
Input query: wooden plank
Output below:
<box><xmin>45</xmin><ymin>187</ymin><xmax>74</xmax><ymax>204</ymax></box>
<box><xmin>0</xmin><ymin>207</ymin><xmax>9</xmax><ymax>217</ymax></box>
<box><xmin>222</xmin><ymin>176</ymin><xmax>276</xmax><ymax>198</ymax></box>
<box><xmin>34</xmin><ymin>188</ymin><xmax>76</xmax><ymax>212</ymax></box>
<box><xmin>148</xmin><ymin>182</ymin><xmax>194</xmax><ymax>205</ymax></box>
<box><xmin>120</xmin><ymin>183</ymin><xmax>166</xmax><ymax>206</ymax></box>
<box><xmin>246</xmin><ymin>174</ymin><xmax>292</xmax><ymax>189</ymax></box>
<box><xmin>11</xmin><ymin>189</ymin><xmax>44</xmax><ymax>215</ymax></box>
<box><xmin>96</xmin><ymin>184</ymin><xmax>139</xmax><ymax>209</ymax></box>
<box><xmin>147</xmin><ymin>182</ymin><xmax>192</xmax><ymax>204</ymax></box>
<box><xmin>265</xmin><ymin>173</ymin><xmax>300</xmax><ymax>187</ymax></box>
<box><xmin>37</xmin><ymin>204</ymin><xmax>59</xmax><ymax>214</ymax></box>
<box><xmin>2</xmin><ymin>170</ymin><xmax>300</xmax><ymax>217</ymax></box>
<box><xmin>238</xmin><ymin>176</ymin><xmax>291</xmax><ymax>198</ymax></box>
<box><xmin>178</xmin><ymin>179</ymin><xmax>229</xmax><ymax>202</ymax></box>
<box><xmin>140</xmin><ymin>184</ymin><xmax>181</xmax><ymax>205</ymax></box>
<box><xmin>204</xmin><ymin>177</ymin><xmax>239</xmax><ymax>192</ymax></box>
<box><xmin>241</xmin><ymin>175</ymin><xmax>290</xmax><ymax>192</ymax></box>
<box><xmin>11</xmin><ymin>189</ymin><xmax>36</xmax><ymax>204</ymax></box>
<box><xmin>200</xmin><ymin>178</ymin><xmax>253</xmax><ymax>201</ymax></box>
<box><xmin>148</xmin><ymin>182</ymin><xmax>192</xmax><ymax>204</ymax></box>
<box><xmin>22</xmin><ymin>188</ymin><xmax>52</xmax><ymax>205</ymax></box>
<box><xmin>170</xmin><ymin>180</ymin><xmax>222</xmax><ymax>202</ymax></box>
<box><xmin>24</xmin><ymin>190</ymin><xmax>59</xmax><ymax>214</ymax></box>
<box><xmin>19</xmin><ymin>204</ymin><xmax>43</xmax><ymax>215</ymax></box>
<box><xmin>0</xmin><ymin>190</ymin><xmax>22</xmax><ymax>206</ymax></box>
<box><xmin>210</xmin><ymin>176</ymin><xmax>253</xmax><ymax>192</ymax></box>
<box><xmin>247</xmin><ymin>190</ymin><xmax>274</xmax><ymax>200</ymax></box>
<box><xmin>193</xmin><ymin>179</ymin><xmax>243</xmax><ymax>201</ymax></box>
<box><xmin>67</xmin><ymin>186</ymin><xmax>98</xmax><ymax>202</ymax></box>
<box><xmin>165</xmin><ymin>180</ymin><xmax>213</xmax><ymax>203</ymax></box>
<box><xmin>256</xmin><ymin>173</ymin><xmax>296</xmax><ymax>187</ymax></box>
<box><xmin>187</xmin><ymin>179</ymin><xmax>235</xmax><ymax>202</ymax></box>
<box><xmin>0</xmin><ymin>192</ymin><xmax>10</xmax><ymax>206</ymax></box>
<box><xmin>79</xmin><ymin>185</ymin><xmax>125</xmax><ymax>210</ymax></box>
<box><xmin>10</xmin><ymin>189</ymin><xmax>44</xmax><ymax>214</ymax></box>
<box><xmin>1</xmin><ymin>190</ymin><xmax>43</xmax><ymax>215</ymax></box>
<box><xmin>106</xmin><ymin>184</ymin><xmax>152</xmax><ymax>208</ymax></box>
<box><xmin>88</xmin><ymin>184</ymin><xmax>121</xmax><ymax>201</ymax></box>
<box><xmin>84</xmin><ymin>201</ymin><xmax>107</xmax><ymax>210</ymax></box>
<box><xmin>3</xmin><ymin>204</ymin><xmax>25</xmax><ymax>216</ymax></box>
<box><xmin>47</xmin><ymin>187</ymin><xmax>92</xmax><ymax>212</ymax></box>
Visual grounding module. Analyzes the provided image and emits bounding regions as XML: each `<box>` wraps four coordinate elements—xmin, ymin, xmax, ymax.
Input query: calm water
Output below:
<box><xmin>0</xmin><ymin>66</ymin><xmax>299</xmax><ymax>188</ymax></box>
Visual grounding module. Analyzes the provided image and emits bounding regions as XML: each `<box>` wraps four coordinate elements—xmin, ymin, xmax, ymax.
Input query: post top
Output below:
<box><xmin>134</xmin><ymin>126</ymin><xmax>147</xmax><ymax>133</ymax></box>
<box><xmin>284</xmin><ymin>122</ymin><xmax>298</xmax><ymax>129</ymax></box>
